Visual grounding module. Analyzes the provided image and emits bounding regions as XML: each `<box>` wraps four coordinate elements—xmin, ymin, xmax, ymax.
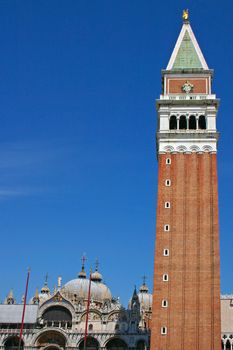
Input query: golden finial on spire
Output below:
<box><xmin>182</xmin><ymin>9</ymin><xmax>189</xmax><ymax>22</ymax></box>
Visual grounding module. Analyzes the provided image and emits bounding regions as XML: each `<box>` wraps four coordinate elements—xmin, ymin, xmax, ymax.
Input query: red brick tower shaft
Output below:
<box><xmin>151</xmin><ymin>12</ymin><xmax>221</xmax><ymax>350</ymax></box>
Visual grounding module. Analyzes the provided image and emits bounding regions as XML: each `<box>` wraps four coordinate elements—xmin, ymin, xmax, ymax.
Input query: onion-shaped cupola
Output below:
<box><xmin>41</xmin><ymin>274</ymin><xmax>50</xmax><ymax>295</ymax></box>
<box><xmin>139</xmin><ymin>278</ymin><xmax>149</xmax><ymax>294</ymax></box>
<box><xmin>91</xmin><ymin>259</ymin><xmax>103</xmax><ymax>283</ymax></box>
<box><xmin>78</xmin><ymin>256</ymin><xmax>87</xmax><ymax>279</ymax></box>
<box><xmin>137</xmin><ymin>276</ymin><xmax>152</xmax><ymax>312</ymax></box>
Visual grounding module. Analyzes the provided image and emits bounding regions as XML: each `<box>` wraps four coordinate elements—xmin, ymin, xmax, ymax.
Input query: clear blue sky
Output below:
<box><xmin>0</xmin><ymin>0</ymin><xmax>232</xmax><ymax>306</ymax></box>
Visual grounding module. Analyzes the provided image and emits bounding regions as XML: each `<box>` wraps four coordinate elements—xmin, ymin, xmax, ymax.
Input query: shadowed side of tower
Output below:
<box><xmin>151</xmin><ymin>11</ymin><xmax>221</xmax><ymax>350</ymax></box>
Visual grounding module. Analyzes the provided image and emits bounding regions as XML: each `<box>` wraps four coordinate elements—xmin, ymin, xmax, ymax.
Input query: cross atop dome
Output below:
<box><xmin>166</xmin><ymin>10</ymin><xmax>208</xmax><ymax>70</ymax></box>
<box><xmin>78</xmin><ymin>254</ymin><xmax>87</xmax><ymax>279</ymax></box>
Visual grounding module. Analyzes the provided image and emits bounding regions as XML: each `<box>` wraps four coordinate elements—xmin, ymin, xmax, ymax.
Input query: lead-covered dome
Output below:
<box><xmin>62</xmin><ymin>278</ymin><xmax>111</xmax><ymax>301</ymax></box>
<box><xmin>138</xmin><ymin>283</ymin><xmax>152</xmax><ymax>311</ymax></box>
<box><xmin>61</xmin><ymin>265</ymin><xmax>112</xmax><ymax>302</ymax></box>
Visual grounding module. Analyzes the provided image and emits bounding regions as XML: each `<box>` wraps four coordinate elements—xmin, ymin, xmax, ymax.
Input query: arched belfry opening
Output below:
<box><xmin>179</xmin><ymin>115</ymin><xmax>187</xmax><ymax>129</ymax></box>
<box><xmin>169</xmin><ymin>115</ymin><xmax>177</xmax><ymax>130</ymax></box>
<box><xmin>199</xmin><ymin>115</ymin><xmax>206</xmax><ymax>129</ymax></box>
<box><xmin>189</xmin><ymin>115</ymin><xmax>196</xmax><ymax>130</ymax></box>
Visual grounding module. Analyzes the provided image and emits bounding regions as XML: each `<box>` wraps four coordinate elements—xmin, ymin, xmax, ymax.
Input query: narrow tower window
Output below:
<box><xmin>165</xmin><ymin>179</ymin><xmax>171</xmax><ymax>186</ymax></box>
<box><xmin>163</xmin><ymin>274</ymin><xmax>169</xmax><ymax>281</ymax></box>
<box><xmin>164</xmin><ymin>225</ymin><xmax>170</xmax><ymax>232</ymax></box>
<box><xmin>189</xmin><ymin>115</ymin><xmax>196</xmax><ymax>130</ymax></box>
<box><xmin>179</xmin><ymin>115</ymin><xmax>187</xmax><ymax>130</ymax></box>
<box><xmin>169</xmin><ymin>115</ymin><xmax>177</xmax><ymax>130</ymax></box>
<box><xmin>166</xmin><ymin>158</ymin><xmax>171</xmax><ymax>165</ymax></box>
<box><xmin>165</xmin><ymin>202</ymin><xmax>170</xmax><ymax>208</ymax></box>
<box><xmin>161</xmin><ymin>326</ymin><xmax>167</xmax><ymax>335</ymax></box>
<box><xmin>163</xmin><ymin>249</ymin><xmax>169</xmax><ymax>256</ymax></box>
<box><xmin>199</xmin><ymin>115</ymin><xmax>206</xmax><ymax>129</ymax></box>
<box><xmin>162</xmin><ymin>300</ymin><xmax>168</xmax><ymax>308</ymax></box>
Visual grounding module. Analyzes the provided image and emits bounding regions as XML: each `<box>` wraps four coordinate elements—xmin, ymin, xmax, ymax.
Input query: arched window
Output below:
<box><xmin>199</xmin><ymin>115</ymin><xmax>206</xmax><ymax>129</ymax></box>
<box><xmin>179</xmin><ymin>115</ymin><xmax>187</xmax><ymax>130</ymax></box>
<box><xmin>226</xmin><ymin>340</ymin><xmax>231</xmax><ymax>350</ymax></box>
<box><xmin>115</xmin><ymin>324</ymin><xmax>119</xmax><ymax>331</ymax></box>
<box><xmin>106</xmin><ymin>338</ymin><xmax>128</xmax><ymax>350</ymax></box>
<box><xmin>4</xmin><ymin>336</ymin><xmax>24</xmax><ymax>350</ymax></box>
<box><xmin>89</xmin><ymin>324</ymin><xmax>93</xmax><ymax>331</ymax></box>
<box><xmin>36</xmin><ymin>331</ymin><xmax>66</xmax><ymax>349</ymax></box>
<box><xmin>189</xmin><ymin>115</ymin><xmax>196</xmax><ymax>130</ymax></box>
<box><xmin>169</xmin><ymin>115</ymin><xmax>177</xmax><ymax>130</ymax></box>
<box><xmin>43</xmin><ymin>306</ymin><xmax>72</xmax><ymax>322</ymax></box>
<box><xmin>79</xmin><ymin>337</ymin><xmax>99</xmax><ymax>350</ymax></box>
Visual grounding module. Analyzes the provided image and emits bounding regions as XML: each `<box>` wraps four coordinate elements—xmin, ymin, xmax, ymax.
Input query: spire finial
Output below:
<box><xmin>78</xmin><ymin>254</ymin><xmax>87</xmax><ymax>279</ymax></box>
<box><xmin>142</xmin><ymin>275</ymin><xmax>147</xmax><ymax>285</ymax></box>
<box><xmin>140</xmin><ymin>275</ymin><xmax>149</xmax><ymax>293</ymax></box>
<box><xmin>35</xmin><ymin>288</ymin><xmax>39</xmax><ymax>298</ymax></box>
<box><xmin>81</xmin><ymin>254</ymin><xmax>87</xmax><ymax>270</ymax></box>
<box><xmin>95</xmin><ymin>258</ymin><xmax>99</xmax><ymax>271</ymax></box>
<box><xmin>182</xmin><ymin>9</ymin><xmax>189</xmax><ymax>22</ymax></box>
<box><xmin>41</xmin><ymin>274</ymin><xmax>50</xmax><ymax>294</ymax></box>
<box><xmin>45</xmin><ymin>272</ymin><xmax>48</xmax><ymax>286</ymax></box>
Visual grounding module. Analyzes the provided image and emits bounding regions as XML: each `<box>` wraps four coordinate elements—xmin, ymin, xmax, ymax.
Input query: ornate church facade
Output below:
<box><xmin>0</xmin><ymin>266</ymin><xmax>233</xmax><ymax>350</ymax></box>
<box><xmin>0</xmin><ymin>263</ymin><xmax>152</xmax><ymax>350</ymax></box>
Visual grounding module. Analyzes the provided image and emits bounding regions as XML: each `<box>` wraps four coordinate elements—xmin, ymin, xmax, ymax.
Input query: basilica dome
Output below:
<box><xmin>138</xmin><ymin>283</ymin><xmax>152</xmax><ymax>311</ymax></box>
<box><xmin>128</xmin><ymin>282</ymin><xmax>152</xmax><ymax>312</ymax></box>
<box><xmin>61</xmin><ymin>266</ymin><xmax>112</xmax><ymax>302</ymax></box>
<box><xmin>62</xmin><ymin>278</ymin><xmax>111</xmax><ymax>301</ymax></box>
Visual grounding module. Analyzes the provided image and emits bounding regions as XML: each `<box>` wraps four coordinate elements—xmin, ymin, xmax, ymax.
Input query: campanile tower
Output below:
<box><xmin>151</xmin><ymin>11</ymin><xmax>221</xmax><ymax>349</ymax></box>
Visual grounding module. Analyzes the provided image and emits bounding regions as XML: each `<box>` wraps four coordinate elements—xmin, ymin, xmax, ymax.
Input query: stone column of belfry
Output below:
<box><xmin>151</xmin><ymin>11</ymin><xmax>221</xmax><ymax>350</ymax></box>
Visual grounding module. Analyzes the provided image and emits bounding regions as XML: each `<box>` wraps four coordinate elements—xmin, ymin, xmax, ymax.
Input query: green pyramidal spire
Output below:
<box><xmin>167</xmin><ymin>18</ymin><xmax>209</xmax><ymax>71</ymax></box>
<box><xmin>172</xmin><ymin>30</ymin><xmax>203</xmax><ymax>69</ymax></box>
